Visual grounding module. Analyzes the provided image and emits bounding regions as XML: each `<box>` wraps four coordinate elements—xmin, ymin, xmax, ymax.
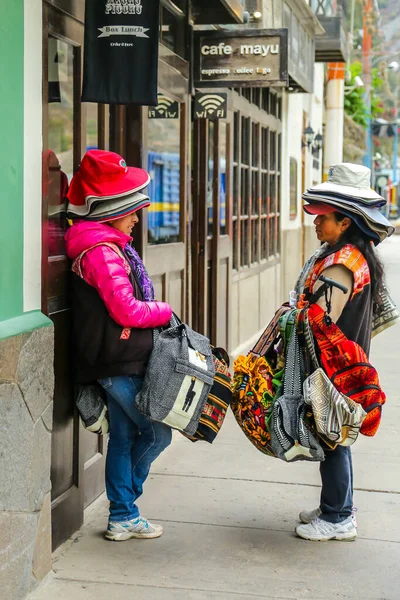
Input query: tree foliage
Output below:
<box><xmin>344</xmin><ymin>62</ymin><xmax>384</xmax><ymax>128</ymax></box>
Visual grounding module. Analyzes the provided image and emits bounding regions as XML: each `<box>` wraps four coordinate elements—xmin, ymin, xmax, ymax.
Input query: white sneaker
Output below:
<box><xmin>296</xmin><ymin>516</ymin><xmax>357</xmax><ymax>542</ymax></box>
<box><xmin>299</xmin><ymin>507</ymin><xmax>357</xmax><ymax>528</ymax></box>
<box><xmin>105</xmin><ymin>516</ymin><xmax>163</xmax><ymax>541</ymax></box>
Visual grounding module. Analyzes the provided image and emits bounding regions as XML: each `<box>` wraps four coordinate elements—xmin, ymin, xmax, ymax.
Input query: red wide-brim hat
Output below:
<box><xmin>67</xmin><ymin>149</ymin><xmax>150</xmax><ymax>217</ymax></box>
<box><xmin>303</xmin><ymin>202</ymin><xmax>337</xmax><ymax>215</ymax></box>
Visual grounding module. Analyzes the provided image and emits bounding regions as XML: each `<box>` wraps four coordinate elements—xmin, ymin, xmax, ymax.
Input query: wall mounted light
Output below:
<box><xmin>243</xmin><ymin>10</ymin><xmax>263</xmax><ymax>23</ymax></box>
<box><xmin>314</xmin><ymin>132</ymin><xmax>323</xmax><ymax>152</ymax></box>
<box><xmin>304</xmin><ymin>124</ymin><xmax>315</xmax><ymax>148</ymax></box>
<box><xmin>304</xmin><ymin>125</ymin><xmax>314</xmax><ymax>147</ymax></box>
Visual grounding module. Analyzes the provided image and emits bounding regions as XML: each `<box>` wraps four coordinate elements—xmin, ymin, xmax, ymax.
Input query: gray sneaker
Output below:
<box><xmin>105</xmin><ymin>516</ymin><xmax>163</xmax><ymax>541</ymax></box>
<box><xmin>299</xmin><ymin>507</ymin><xmax>321</xmax><ymax>524</ymax></box>
<box><xmin>299</xmin><ymin>507</ymin><xmax>357</xmax><ymax>527</ymax></box>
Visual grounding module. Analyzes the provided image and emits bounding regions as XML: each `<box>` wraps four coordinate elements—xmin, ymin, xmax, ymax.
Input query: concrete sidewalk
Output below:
<box><xmin>30</xmin><ymin>238</ymin><xmax>400</xmax><ymax>600</ymax></box>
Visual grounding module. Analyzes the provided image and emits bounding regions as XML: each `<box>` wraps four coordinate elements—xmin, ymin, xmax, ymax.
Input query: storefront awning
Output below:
<box><xmin>191</xmin><ymin>0</ymin><xmax>245</xmax><ymax>25</ymax></box>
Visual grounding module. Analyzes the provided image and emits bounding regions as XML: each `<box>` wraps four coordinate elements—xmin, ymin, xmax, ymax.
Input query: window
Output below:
<box><xmin>160</xmin><ymin>4</ymin><xmax>186</xmax><ymax>58</ymax></box>
<box><xmin>207</xmin><ymin>120</ymin><xmax>229</xmax><ymax>238</ymax></box>
<box><xmin>219</xmin><ymin>122</ymin><xmax>228</xmax><ymax>236</ymax></box>
<box><xmin>207</xmin><ymin>121</ymin><xmax>215</xmax><ymax>237</ymax></box>
<box><xmin>284</xmin><ymin>1</ymin><xmax>315</xmax><ymax>90</ymax></box>
<box><xmin>232</xmin><ymin>90</ymin><xmax>282</xmax><ymax>270</ymax></box>
<box><xmin>147</xmin><ymin>100</ymin><xmax>181</xmax><ymax>245</ymax></box>
<box><xmin>46</xmin><ymin>37</ymin><xmax>74</xmax><ymax>257</ymax></box>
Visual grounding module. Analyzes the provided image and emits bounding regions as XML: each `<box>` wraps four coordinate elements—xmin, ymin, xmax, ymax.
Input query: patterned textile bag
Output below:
<box><xmin>181</xmin><ymin>348</ymin><xmax>232</xmax><ymax>443</ymax></box>
<box><xmin>308</xmin><ymin>304</ymin><xmax>386</xmax><ymax>436</ymax></box>
<box><xmin>302</xmin><ymin>312</ymin><xmax>366</xmax><ymax>447</ymax></box>
<box><xmin>270</xmin><ymin>320</ymin><xmax>325</xmax><ymax>462</ymax></box>
<box><xmin>372</xmin><ymin>285</ymin><xmax>400</xmax><ymax>337</ymax></box>
<box><xmin>135</xmin><ymin>322</ymin><xmax>215</xmax><ymax>436</ymax></box>
<box><xmin>231</xmin><ymin>306</ymin><xmax>290</xmax><ymax>456</ymax></box>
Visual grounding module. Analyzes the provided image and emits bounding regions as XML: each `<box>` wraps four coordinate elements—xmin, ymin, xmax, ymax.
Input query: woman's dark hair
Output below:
<box><xmin>334</xmin><ymin>211</ymin><xmax>385</xmax><ymax>304</ymax></box>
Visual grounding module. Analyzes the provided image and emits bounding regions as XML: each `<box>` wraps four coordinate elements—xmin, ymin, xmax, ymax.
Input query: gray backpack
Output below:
<box><xmin>135</xmin><ymin>323</ymin><xmax>215</xmax><ymax>436</ymax></box>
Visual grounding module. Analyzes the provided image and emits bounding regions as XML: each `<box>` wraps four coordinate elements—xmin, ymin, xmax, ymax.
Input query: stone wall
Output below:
<box><xmin>0</xmin><ymin>324</ymin><xmax>54</xmax><ymax>600</ymax></box>
<box><xmin>343</xmin><ymin>112</ymin><xmax>367</xmax><ymax>164</ymax></box>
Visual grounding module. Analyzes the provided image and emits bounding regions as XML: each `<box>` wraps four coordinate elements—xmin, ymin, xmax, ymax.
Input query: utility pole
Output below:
<box><xmin>393</xmin><ymin>84</ymin><xmax>398</xmax><ymax>186</ymax></box>
<box><xmin>363</xmin><ymin>0</ymin><xmax>373</xmax><ymax>170</ymax></box>
<box><xmin>391</xmin><ymin>80</ymin><xmax>399</xmax><ymax>217</ymax></box>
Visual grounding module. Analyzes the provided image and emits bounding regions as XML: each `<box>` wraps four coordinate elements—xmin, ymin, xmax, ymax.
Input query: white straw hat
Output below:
<box><xmin>309</xmin><ymin>163</ymin><xmax>384</xmax><ymax>201</ymax></box>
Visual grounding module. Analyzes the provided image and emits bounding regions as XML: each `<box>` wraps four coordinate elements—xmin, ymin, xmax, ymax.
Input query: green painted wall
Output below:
<box><xmin>0</xmin><ymin>0</ymin><xmax>24</xmax><ymax>321</ymax></box>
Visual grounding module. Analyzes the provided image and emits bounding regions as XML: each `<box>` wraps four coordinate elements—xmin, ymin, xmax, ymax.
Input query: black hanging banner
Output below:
<box><xmin>82</xmin><ymin>0</ymin><xmax>161</xmax><ymax>106</ymax></box>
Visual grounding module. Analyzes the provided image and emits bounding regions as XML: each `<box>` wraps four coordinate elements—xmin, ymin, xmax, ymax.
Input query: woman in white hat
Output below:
<box><xmin>294</xmin><ymin>163</ymin><xmax>390</xmax><ymax>542</ymax></box>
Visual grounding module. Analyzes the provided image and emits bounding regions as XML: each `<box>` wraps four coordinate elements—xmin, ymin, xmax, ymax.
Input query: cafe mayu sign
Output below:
<box><xmin>194</xmin><ymin>29</ymin><xmax>288</xmax><ymax>88</ymax></box>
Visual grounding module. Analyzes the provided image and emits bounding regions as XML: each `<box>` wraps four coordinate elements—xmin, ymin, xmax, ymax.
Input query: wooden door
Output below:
<box><xmin>192</xmin><ymin>118</ymin><xmax>232</xmax><ymax>349</ymax></box>
<box><xmin>42</xmin><ymin>2</ymin><xmax>107</xmax><ymax>549</ymax></box>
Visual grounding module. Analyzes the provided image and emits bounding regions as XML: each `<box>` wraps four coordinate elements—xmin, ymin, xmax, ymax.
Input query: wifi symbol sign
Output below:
<box><xmin>149</xmin><ymin>94</ymin><xmax>179</xmax><ymax>119</ymax></box>
<box><xmin>194</xmin><ymin>92</ymin><xmax>227</xmax><ymax>120</ymax></box>
<box><xmin>156</xmin><ymin>95</ymin><xmax>174</xmax><ymax>115</ymax></box>
<box><xmin>198</xmin><ymin>94</ymin><xmax>225</xmax><ymax>115</ymax></box>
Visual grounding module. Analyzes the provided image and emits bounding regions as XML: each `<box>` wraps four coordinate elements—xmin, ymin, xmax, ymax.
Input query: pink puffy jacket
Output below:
<box><xmin>65</xmin><ymin>221</ymin><xmax>172</xmax><ymax>329</ymax></box>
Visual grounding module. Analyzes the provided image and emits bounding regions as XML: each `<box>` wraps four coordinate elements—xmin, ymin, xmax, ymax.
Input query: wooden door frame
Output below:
<box><xmin>210</xmin><ymin>119</ymin><xmax>221</xmax><ymax>344</ymax></box>
<box><xmin>42</xmin><ymin>0</ymin><xmax>110</xmax><ymax>546</ymax></box>
<box><xmin>42</xmin><ymin>1</ymin><xmax>85</xmax><ymax>550</ymax></box>
<box><xmin>192</xmin><ymin>119</ymin><xmax>208</xmax><ymax>335</ymax></box>
<box><xmin>192</xmin><ymin>116</ymin><xmax>233</xmax><ymax>347</ymax></box>
<box><xmin>301</xmin><ymin>110</ymin><xmax>307</xmax><ymax>265</ymax></box>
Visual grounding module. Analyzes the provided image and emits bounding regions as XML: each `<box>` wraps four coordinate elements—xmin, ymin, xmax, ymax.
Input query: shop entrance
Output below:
<box><xmin>42</xmin><ymin>1</ymin><xmax>108</xmax><ymax>550</ymax></box>
<box><xmin>192</xmin><ymin>118</ymin><xmax>232</xmax><ymax>349</ymax></box>
<box><xmin>144</xmin><ymin>68</ymin><xmax>189</xmax><ymax>323</ymax></box>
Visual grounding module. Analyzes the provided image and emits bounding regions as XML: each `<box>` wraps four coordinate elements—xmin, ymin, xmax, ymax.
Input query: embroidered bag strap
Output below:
<box><xmin>303</xmin><ymin>310</ymin><xmax>319</xmax><ymax>370</ymax></box>
<box><xmin>252</xmin><ymin>305</ymin><xmax>290</xmax><ymax>357</ymax></box>
<box><xmin>307</xmin><ymin>303</ymin><xmax>348</xmax><ymax>353</ymax></box>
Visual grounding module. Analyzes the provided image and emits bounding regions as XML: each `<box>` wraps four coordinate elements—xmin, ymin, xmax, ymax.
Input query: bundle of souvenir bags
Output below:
<box><xmin>231</xmin><ymin>303</ymin><xmax>386</xmax><ymax>462</ymax></box>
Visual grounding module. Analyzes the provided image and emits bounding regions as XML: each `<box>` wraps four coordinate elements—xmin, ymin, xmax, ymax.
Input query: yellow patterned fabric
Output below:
<box><xmin>232</xmin><ymin>354</ymin><xmax>283</xmax><ymax>456</ymax></box>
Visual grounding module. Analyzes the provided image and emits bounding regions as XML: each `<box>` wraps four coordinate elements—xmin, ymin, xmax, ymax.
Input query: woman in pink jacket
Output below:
<box><xmin>65</xmin><ymin>150</ymin><xmax>173</xmax><ymax>542</ymax></box>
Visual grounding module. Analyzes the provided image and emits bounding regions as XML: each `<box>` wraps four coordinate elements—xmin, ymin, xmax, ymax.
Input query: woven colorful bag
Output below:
<box><xmin>231</xmin><ymin>306</ymin><xmax>290</xmax><ymax>456</ymax></box>
<box><xmin>181</xmin><ymin>348</ymin><xmax>232</xmax><ymax>443</ymax></box>
<box><xmin>308</xmin><ymin>304</ymin><xmax>386</xmax><ymax>437</ymax></box>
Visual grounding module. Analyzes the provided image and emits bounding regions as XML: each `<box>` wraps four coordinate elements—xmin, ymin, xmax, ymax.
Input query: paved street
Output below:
<box><xmin>30</xmin><ymin>237</ymin><xmax>400</xmax><ymax>600</ymax></box>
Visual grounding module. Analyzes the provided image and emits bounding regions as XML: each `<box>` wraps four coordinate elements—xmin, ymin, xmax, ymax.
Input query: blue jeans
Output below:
<box><xmin>98</xmin><ymin>375</ymin><xmax>172</xmax><ymax>522</ymax></box>
<box><xmin>319</xmin><ymin>445</ymin><xmax>353</xmax><ymax>524</ymax></box>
